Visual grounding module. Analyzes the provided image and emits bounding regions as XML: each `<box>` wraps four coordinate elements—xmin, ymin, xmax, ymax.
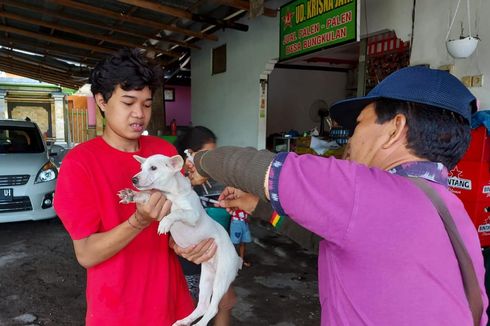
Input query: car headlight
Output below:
<box><xmin>35</xmin><ymin>161</ymin><xmax>59</xmax><ymax>183</ymax></box>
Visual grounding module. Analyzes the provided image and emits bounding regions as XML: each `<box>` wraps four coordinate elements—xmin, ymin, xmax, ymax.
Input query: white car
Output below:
<box><xmin>0</xmin><ymin>119</ymin><xmax>58</xmax><ymax>222</ymax></box>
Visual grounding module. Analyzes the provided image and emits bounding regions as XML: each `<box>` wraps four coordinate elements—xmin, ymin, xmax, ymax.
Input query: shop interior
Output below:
<box><xmin>266</xmin><ymin>30</ymin><xmax>410</xmax><ymax>157</ymax></box>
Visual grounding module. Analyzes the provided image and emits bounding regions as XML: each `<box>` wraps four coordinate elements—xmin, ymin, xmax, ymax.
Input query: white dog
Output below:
<box><xmin>118</xmin><ymin>154</ymin><xmax>242</xmax><ymax>326</ymax></box>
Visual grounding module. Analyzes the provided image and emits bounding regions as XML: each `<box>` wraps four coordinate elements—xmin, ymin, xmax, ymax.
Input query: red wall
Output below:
<box><xmin>165</xmin><ymin>85</ymin><xmax>191</xmax><ymax>126</ymax></box>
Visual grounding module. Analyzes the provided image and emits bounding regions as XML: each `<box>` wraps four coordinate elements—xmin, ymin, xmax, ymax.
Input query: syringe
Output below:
<box><xmin>199</xmin><ymin>196</ymin><xmax>219</xmax><ymax>205</ymax></box>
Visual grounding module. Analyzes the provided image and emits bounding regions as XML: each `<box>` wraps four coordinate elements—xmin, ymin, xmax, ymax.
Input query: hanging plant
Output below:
<box><xmin>446</xmin><ymin>0</ymin><xmax>480</xmax><ymax>58</ymax></box>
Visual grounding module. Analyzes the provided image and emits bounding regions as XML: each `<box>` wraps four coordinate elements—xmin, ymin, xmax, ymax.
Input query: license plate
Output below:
<box><xmin>0</xmin><ymin>188</ymin><xmax>13</xmax><ymax>202</ymax></box>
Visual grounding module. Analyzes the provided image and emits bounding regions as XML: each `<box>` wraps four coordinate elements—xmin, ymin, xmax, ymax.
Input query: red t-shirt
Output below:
<box><xmin>54</xmin><ymin>136</ymin><xmax>194</xmax><ymax>326</ymax></box>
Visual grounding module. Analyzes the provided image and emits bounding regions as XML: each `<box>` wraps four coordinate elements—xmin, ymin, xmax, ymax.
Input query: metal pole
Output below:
<box><xmin>357</xmin><ymin>37</ymin><xmax>367</xmax><ymax>97</ymax></box>
<box><xmin>64</xmin><ymin>96</ymin><xmax>73</xmax><ymax>148</ymax></box>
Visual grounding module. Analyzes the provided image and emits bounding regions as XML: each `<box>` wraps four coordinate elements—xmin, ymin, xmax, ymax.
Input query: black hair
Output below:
<box><xmin>374</xmin><ymin>99</ymin><xmax>471</xmax><ymax>169</ymax></box>
<box><xmin>174</xmin><ymin>126</ymin><xmax>217</xmax><ymax>158</ymax></box>
<box><xmin>89</xmin><ymin>48</ymin><xmax>163</xmax><ymax>116</ymax></box>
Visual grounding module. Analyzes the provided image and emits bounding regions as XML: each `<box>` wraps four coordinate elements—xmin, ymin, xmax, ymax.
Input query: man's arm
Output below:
<box><xmin>194</xmin><ymin>147</ymin><xmax>357</xmax><ymax>244</ymax></box>
<box><xmin>193</xmin><ymin>147</ymin><xmax>275</xmax><ymax>202</ymax></box>
<box><xmin>73</xmin><ymin>216</ymin><xmax>143</xmax><ymax>268</ymax></box>
<box><xmin>73</xmin><ymin>192</ymin><xmax>171</xmax><ymax>268</ymax></box>
<box><xmin>219</xmin><ymin>187</ymin><xmax>320</xmax><ymax>252</ymax></box>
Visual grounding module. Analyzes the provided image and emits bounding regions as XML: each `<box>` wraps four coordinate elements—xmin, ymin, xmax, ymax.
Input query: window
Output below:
<box><xmin>0</xmin><ymin>125</ymin><xmax>44</xmax><ymax>153</ymax></box>
<box><xmin>212</xmin><ymin>44</ymin><xmax>226</xmax><ymax>75</ymax></box>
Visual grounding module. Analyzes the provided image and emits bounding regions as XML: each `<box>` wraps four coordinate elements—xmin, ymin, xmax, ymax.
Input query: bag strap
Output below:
<box><xmin>409</xmin><ymin>177</ymin><xmax>483</xmax><ymax>326</ymax></box>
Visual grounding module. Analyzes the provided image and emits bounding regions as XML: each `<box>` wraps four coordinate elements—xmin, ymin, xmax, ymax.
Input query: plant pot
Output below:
<box><xmin>446</xmin><ymin>36</ymin><xmax>479</xmax><ymax>58</ymax></box>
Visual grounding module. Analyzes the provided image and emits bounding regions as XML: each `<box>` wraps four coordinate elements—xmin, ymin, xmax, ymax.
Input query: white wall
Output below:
<box><xmin>191</xmin><ymin>0</ymin><xmax>351</xmax><ymax>147</ymax></box>
<box><xmin>267</xmin><ymin>68</ymin><xmax>347</xmax><ymax>135</ymax></box>
<box><xmin>364</xmin><ymin>0</ymin><xmax>490</xmax><ymax>110</ymax></box>
<box><xmin>191</xmin><ymin>1</ymin><xmax>285</xmax><ymax>147</ymax></box>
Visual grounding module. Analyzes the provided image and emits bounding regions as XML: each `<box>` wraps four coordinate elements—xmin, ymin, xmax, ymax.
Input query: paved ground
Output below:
<box><xmin>0</xmin><ymin>218</ymin><xmax>320</xmax><ymax>325</ymax></box>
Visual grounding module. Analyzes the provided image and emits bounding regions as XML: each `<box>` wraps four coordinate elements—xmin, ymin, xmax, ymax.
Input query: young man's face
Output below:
<box><xmin>96</xmin><ymin>85</ymin><xmax>152</xmax><ymax>144</ymax></box>
<box><xmin>346</xmin><ymin>103</ymin><xmax>393</xmax><ymax>168</ymax></box>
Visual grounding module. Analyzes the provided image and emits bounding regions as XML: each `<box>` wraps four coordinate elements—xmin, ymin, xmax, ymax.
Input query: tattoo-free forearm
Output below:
<box><xmin>72</xmin><ymin>213</ymin><xmax>144</xmax><ymax>268</ymax></box>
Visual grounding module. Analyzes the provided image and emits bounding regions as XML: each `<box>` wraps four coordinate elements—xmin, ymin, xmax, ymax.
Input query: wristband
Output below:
<box><xmin>134</xmin><ymin>211</ymin><xmax>144</xmax><ymax>224</ymax></box>
<box><xmin>127</xmin><ymin>216</ymin><xmax>142</xmax><ymax>230</ymax></box>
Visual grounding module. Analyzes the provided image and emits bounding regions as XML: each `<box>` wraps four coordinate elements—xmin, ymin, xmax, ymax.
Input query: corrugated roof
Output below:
<box><xmin>0</xmin><ymin>0</ymin><xmax>277</xmax><ymax>88</ymax></box>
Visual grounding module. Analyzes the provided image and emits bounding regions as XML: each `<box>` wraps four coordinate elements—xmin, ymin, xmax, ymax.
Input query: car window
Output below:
<box><xmin>0</xmin><ymin>126</ymin><xmax>45</xmax><ymax>154</ymax></box>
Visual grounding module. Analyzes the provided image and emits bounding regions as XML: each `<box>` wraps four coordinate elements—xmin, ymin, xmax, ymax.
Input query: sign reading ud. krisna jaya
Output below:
<box><xmin>279</xmin><ymin>0</ymin><xmax>359</xmax><ymax>61</ymax></box>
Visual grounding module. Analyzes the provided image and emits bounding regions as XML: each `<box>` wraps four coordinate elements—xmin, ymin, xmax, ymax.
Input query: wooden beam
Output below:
<box><xmin>0</xmin><ymin>68</ymin><xmax>81</xmax><ymax>89</ymax></box>
<box><xmin>220</xmin><ymin>0</ymin><xmax>277</xmax><ymax>17</ymax></box>
<box><xmin>0</xmin><ymin>11</ymin><xmax>181</xmax><ymax>58</ymax></box>
<box><xmin>93</xmin><ymin>5</ymin><xmax>135</xmax><ymax>51</ymax></box>
<box><xmin>1</xmin><ymin>0</ymin><xmax>200</xmax><ymax>50</ymax></box>
<box><xmin>0</xmin><ymin>56</ymin><xmax>79</xmax><ymax>79</ymax></box>
<box><xmin>0</xmin><ymin>49</ymin><xmax>88</xmax><ymax>76</ymax></box>
<box><xmin>0</xmin><ymin>25</ymin><xmax>117</xmax><ymax>54</ymax></box>
<box><xmin>117</xmin><ymin>0</ymin><xmax>248</xmax><ymax>32</ymax></box>
<box><xmin>0</xmin><ymin>52</ymin><xmax>67</xmax><ymax>73</ymax></box>
<box><xmin>52</xmin><ymin>0</ymin><xmax>218</xmax><ymax>41</ymax></box>
<box><xmin>0</xmin><ymin>36</ymin><xmax>101</xmax><ymax>67</ymax></box>
<box><xmin>0</xmin><ymin>66</ymin><xmax>87</xmax><ymax>88</ymax></box>
<box><xmin>118</xmin><ymin>0</ymin><xmax>193</xmax><ymax>20</ymax></box>
<box><xmin>0</xmin><ymin>60</ymin><xmax>83</xmax><ymax>88</ymax></box>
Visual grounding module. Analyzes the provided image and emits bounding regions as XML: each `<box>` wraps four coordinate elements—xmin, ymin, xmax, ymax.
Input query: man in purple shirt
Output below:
<box><xmin>179</xmin><ymin>66</ymin><xmax>488</xmax><ymax>325</ymax></box>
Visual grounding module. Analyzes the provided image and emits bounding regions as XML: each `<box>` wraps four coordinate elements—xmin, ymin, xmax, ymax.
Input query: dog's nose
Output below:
<box><xmin>132</xmin><ymin>176</ymin><xmax>139</xmax><ymax>185</ymax></box>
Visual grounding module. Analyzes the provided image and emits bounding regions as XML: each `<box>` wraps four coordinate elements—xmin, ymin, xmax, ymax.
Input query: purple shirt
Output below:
<box><xmin>269</xmin><ymin>152</ymin><xmax>488</xmax><ymax>325</ymax></box>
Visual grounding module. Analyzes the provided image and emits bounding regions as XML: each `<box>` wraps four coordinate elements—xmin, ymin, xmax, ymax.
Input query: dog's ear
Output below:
<box><xmin>169</xmin><ymin>155</ymin><xmax>184</xmax><ymax>172</ymax></box>
<box><xmin>133</xmin><ymin>155</ymin><xmax>146</xmax><ymax>164</ymax></box>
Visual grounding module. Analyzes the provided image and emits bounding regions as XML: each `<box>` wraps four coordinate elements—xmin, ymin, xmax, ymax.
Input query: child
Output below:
<box><xmin>53</xmin><ymin>48</ymin><xmax>194</xmax><ymax>325</ymax></box>
<box><xmin>230</xmin><ymin>209</ymin><xmax>252</xmax><ymax>267</ymax></box>
<box><xmin>174</xmin><ymin>125</ymin><xmax>236</xmax><ymax>326</ymax></box>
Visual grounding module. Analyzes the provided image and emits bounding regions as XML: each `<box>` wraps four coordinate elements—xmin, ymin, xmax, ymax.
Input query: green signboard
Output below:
<box><xmin>279</xmin><ymin>0</ymin><xmax>359</xmax><ymax>61</ymax></box>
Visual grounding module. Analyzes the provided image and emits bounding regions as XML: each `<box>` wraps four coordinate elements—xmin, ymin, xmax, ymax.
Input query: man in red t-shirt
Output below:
<box><xmin>54</xmin><ymin>49</ymin><xmax>194</xmax><ymax>325</ymax></box>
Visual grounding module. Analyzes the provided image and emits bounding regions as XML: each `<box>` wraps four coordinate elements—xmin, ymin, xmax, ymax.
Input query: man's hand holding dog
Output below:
<box><xmin>170</xmin><ymin>237</ymin><xmax>217</xmax><ymax>264</ymax></box>
<box><xmin>135</xmin><ymin>191</ymin><xmax>172</xmax><ymax>228</ymax></box>
<box><xmin>184</xmin><ymin>149</ymin><xmax>210</xmax><ymax>186</ymax></box>
<box><xmin>185</xmin><ymin>159</ymin><xmax>209</xmax><ymax>186</ymax></box>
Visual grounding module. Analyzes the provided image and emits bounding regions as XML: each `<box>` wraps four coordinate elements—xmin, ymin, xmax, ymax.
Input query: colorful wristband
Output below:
<box><xmin>270</xmin><ymin>211</ymin><xmax>284</xmax><ymax>229</ymax></box>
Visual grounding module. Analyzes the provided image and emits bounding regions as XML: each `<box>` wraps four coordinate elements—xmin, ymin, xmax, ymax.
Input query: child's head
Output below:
<box><xmin>175</xmin><ymin>126</ymin><xmax>217</xmax><ymax>157</ymax></box>
<box><xmin>89</xmin><ymin>48</ymin><xmax>162</xmax><ymax>117</ymax></box>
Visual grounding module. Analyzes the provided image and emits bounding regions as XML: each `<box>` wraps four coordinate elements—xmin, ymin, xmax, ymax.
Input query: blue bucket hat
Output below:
<box><xmin>330</xmin><ymin>66</ymin><xmax>477</xmax><ymax>133</ymax></box>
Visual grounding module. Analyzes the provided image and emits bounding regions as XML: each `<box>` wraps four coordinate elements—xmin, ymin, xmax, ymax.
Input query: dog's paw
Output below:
<box><xmin>157</xmin><ymin>220</ymin><xmax>172</xmax><ymax>235</ymax></box>
<box><xmin>118</xmin><ymin>189</ymin><xmax>135</xmax><ymax>204</ymax></box>
<box><xmin>172</xmin><ymin>319</ymin><xmax>191</xmax><ymax>326</ymax></box>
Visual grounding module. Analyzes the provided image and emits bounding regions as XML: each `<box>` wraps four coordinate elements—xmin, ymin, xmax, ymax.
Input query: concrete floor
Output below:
<box><xmin>0</xmin><ymin>218</ymin><xmax>321</xmax><ymax>325</ymax></box>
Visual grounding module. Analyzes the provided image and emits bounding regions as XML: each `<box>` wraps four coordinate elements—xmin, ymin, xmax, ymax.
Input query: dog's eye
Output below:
<box><xmin>150</xmin><ymin>166</ymin><xmax>157</xmax><ymax>171</ymax></box>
